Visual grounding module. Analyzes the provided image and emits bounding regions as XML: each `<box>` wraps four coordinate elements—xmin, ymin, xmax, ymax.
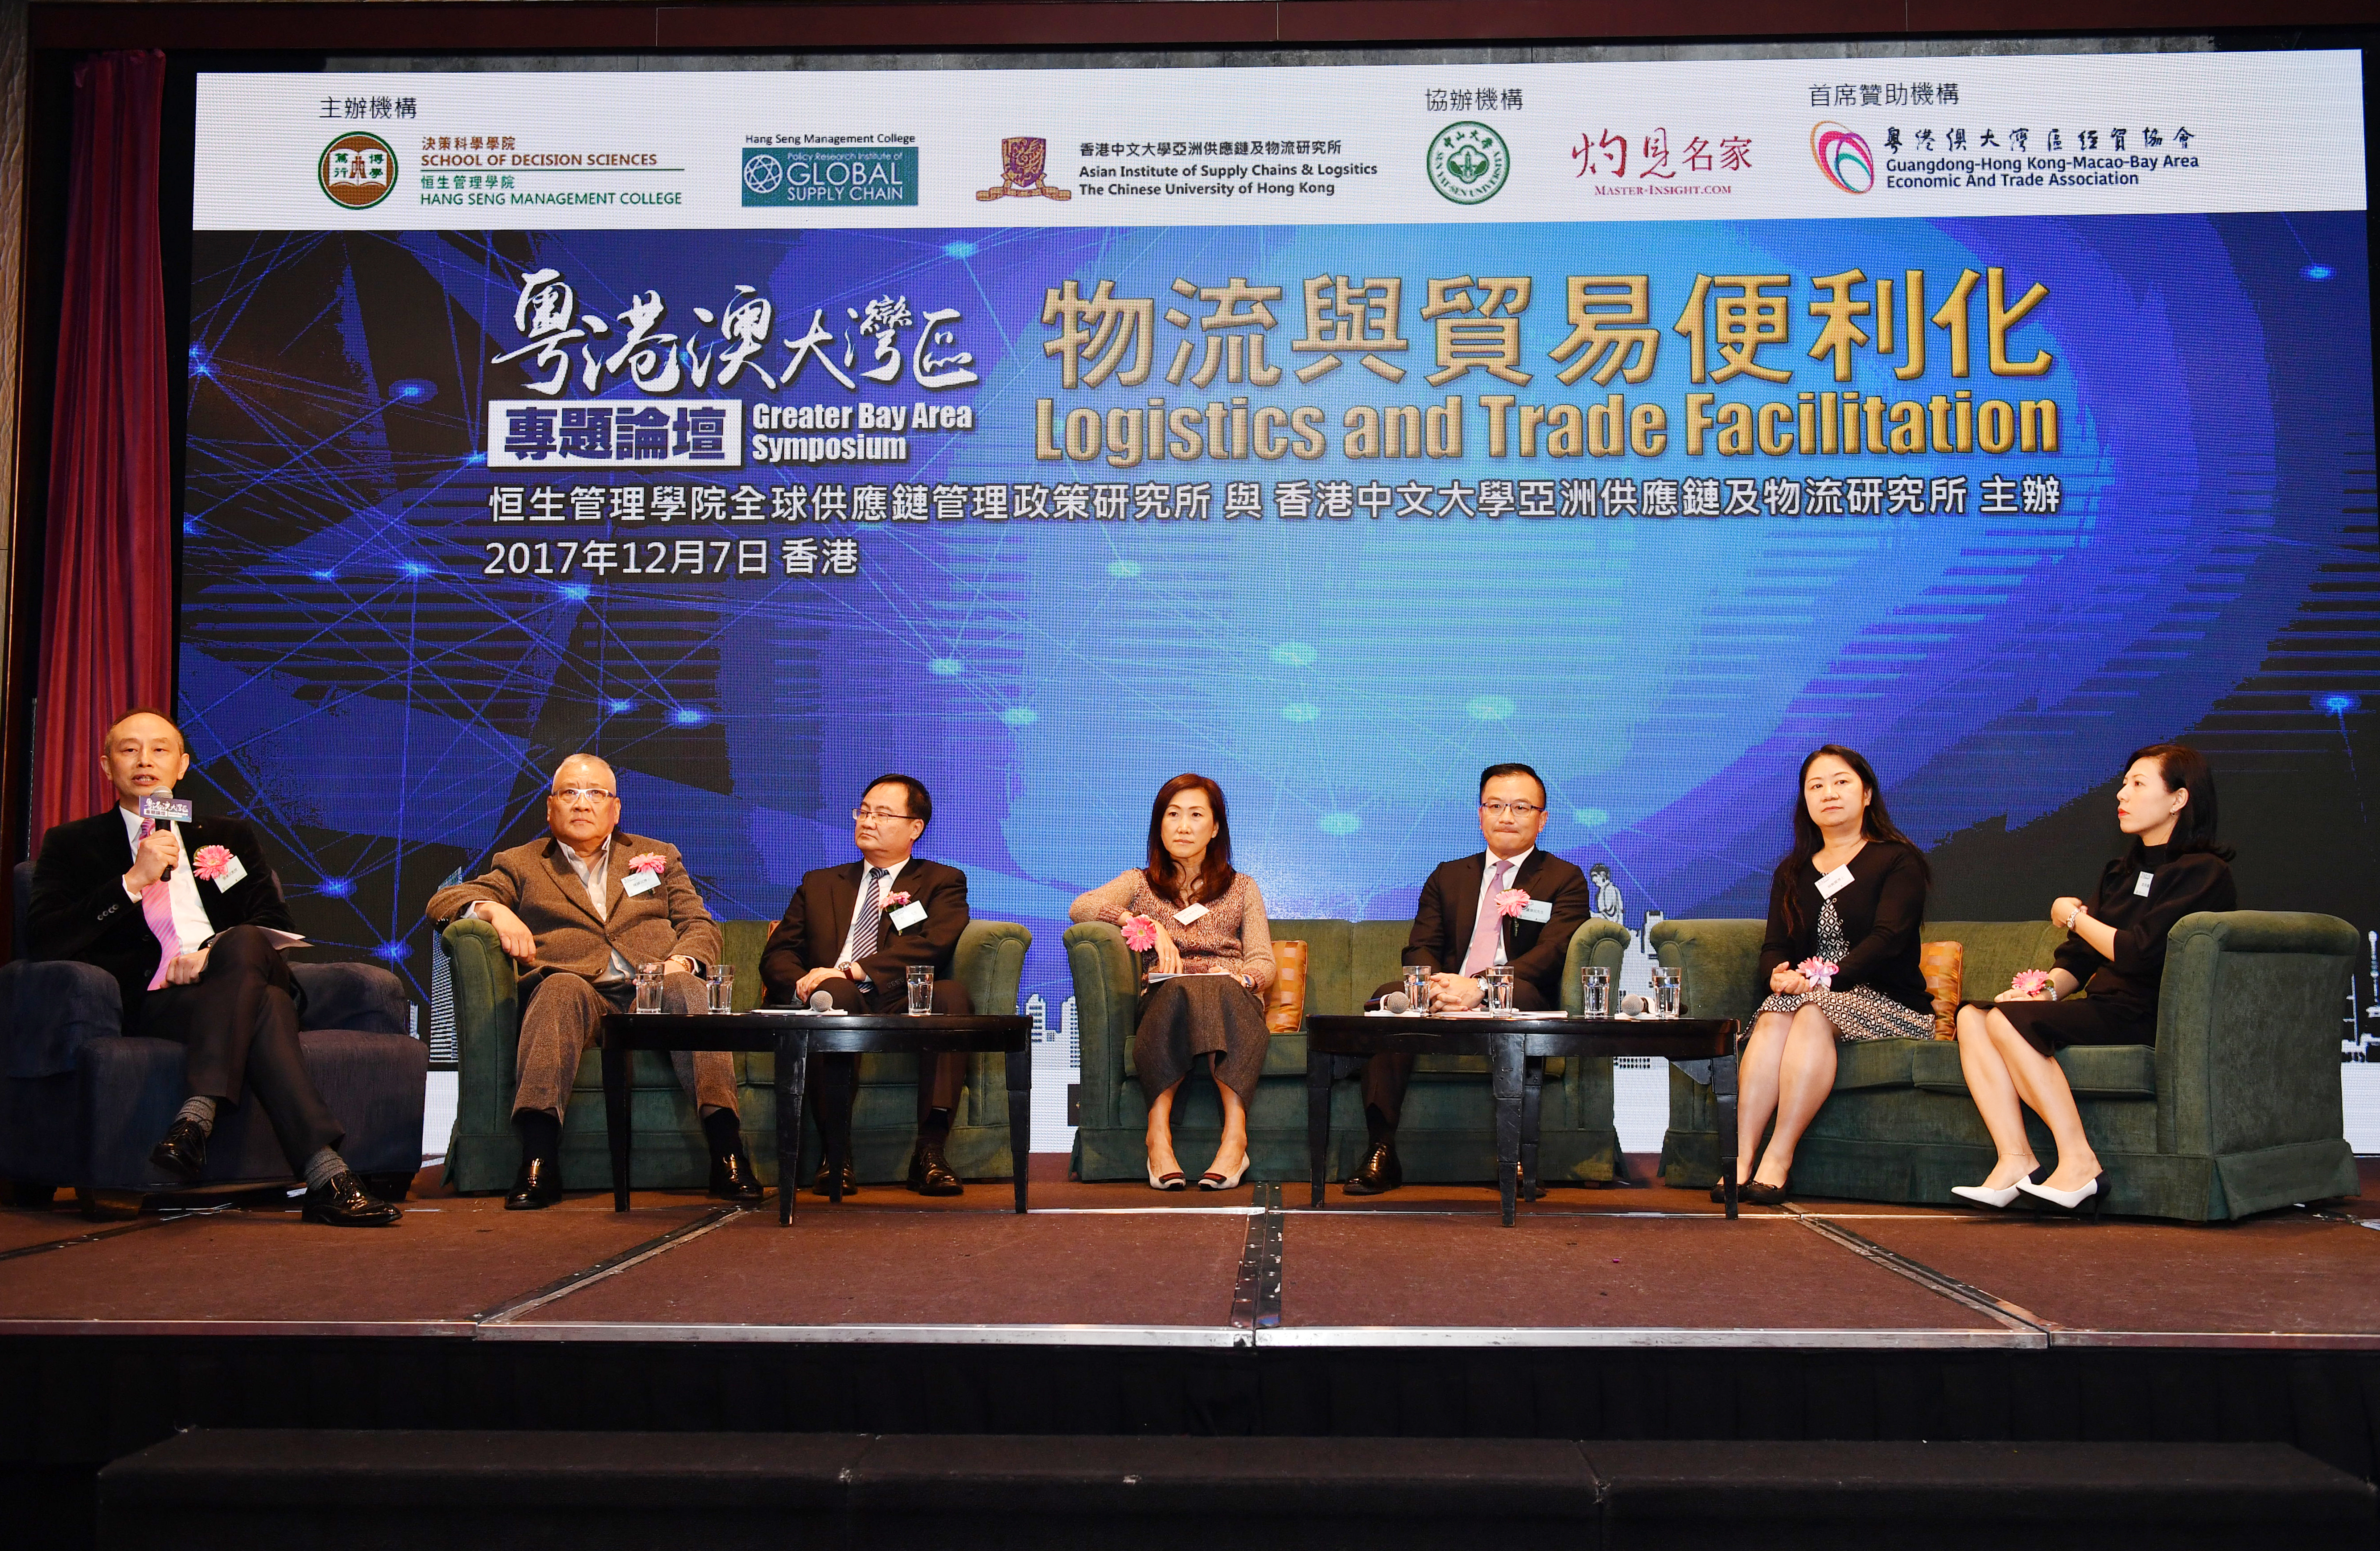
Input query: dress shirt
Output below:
<box><xmin>835</xmin><ymin>856</ymin><xmax>911</xmax><ymax>966</ymax></box>
<box><xmin>469</xmin><ymin>833</ymin><xmax>654</xmax><ymax>983</ymax></box>
<box><xmin>119</xmin><ymin>804</ymin><xmax>215</xmax><ymax>957</ymax></box>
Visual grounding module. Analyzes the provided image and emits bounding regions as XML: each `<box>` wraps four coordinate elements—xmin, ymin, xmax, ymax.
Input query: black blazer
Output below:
<box><xmin>1756</xmin><ymin>838</ymin><xmax>1931</xmax><ymax>1015</ymax></box>
<box><xmin>2052</xmin><ymin>843</ymin><xmax>2236</xmax><ymax>1017</ymax></box>
<box><xmin>1404</xmin><ymin>849</ymin><xmax>1594</xmax><ymax>1005</ymax></box>
<box><xmin>27</xmin><ymin>807</ymin><xmax>297</xmax><ymax>1015</ymax></box>
<box><xmin>759</xmin><ymin>856</ymin><xmax>971</xmax><ymax>1008</ymax></box>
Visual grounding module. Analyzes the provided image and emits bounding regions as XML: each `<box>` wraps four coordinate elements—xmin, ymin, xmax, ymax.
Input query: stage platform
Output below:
<box><xmin>7</xmin><ymin>1157</ymin><xmax>2380</xmax><ymax>1543</ymax></box>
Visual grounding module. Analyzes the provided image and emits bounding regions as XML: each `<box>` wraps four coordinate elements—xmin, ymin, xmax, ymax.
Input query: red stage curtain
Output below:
<box><xmin>32</xmin><ymin>49</ymin><xmax>171</xmax><ymax>842</ymax></box>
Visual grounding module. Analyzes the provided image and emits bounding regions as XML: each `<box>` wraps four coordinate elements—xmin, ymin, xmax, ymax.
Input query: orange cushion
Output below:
<box><xmin>1919</xmin><ymin>940</ymin><xmax>1964</xmax><ymax>1038</ymax></box>
<box><xmin>1265</xmin><ymin>940</ymin><xmax>1309</xmax><ymax>1034</ymax></box>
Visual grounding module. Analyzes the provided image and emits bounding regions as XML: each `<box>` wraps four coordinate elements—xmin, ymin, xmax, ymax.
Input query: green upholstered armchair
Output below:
<box><xmin>1655</xmin><ymin>912</ymin><xmax>2361</xmax><ymax>1222</ymax></box>
<box><xmin>441</xmin><ymin>916</ymin><xmax>1029</xmax><ymax>1193</ymax></box>
<box><xmin>1066</xmin><ymin>916</ymin><xmax>1631</xmax><ymax>1184</ymax></box>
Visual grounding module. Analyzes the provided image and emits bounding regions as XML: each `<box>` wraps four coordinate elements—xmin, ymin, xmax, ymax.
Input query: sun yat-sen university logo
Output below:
<box><xmin>1427</xmin><ymin>120</ymin><xmax>1509</xmax><ymax>205</ymax></box>
<box><xmin>1810</xmin><ymin>121</ymin><xmax>1875</xmax><ymax>194</ymax></box>
<box><xmin>320</xmin><ymin>131</ymin><xmax>396</xmax><ymax>209</ymax></box>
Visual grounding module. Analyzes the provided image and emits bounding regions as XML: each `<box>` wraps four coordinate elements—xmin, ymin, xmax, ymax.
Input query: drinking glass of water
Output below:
<box><xmin>906</xmin><ymin>964</ymin><xmax>935</xmax><ymax>1016</ymax></box>
<box><xmin>1483</xmin><ymin>965</ymin><xmax>1515</xmax><ymax>1016</ymax></box>
<box><xmin>1401</xmin><ymin>964</ymin><xmax>1429</xmax><ymax>1015</ymax></box>
<box><xmin>1580</xmin><ymin>965</ymin><xmax>1611</xmax><ymax>1019</ymax></box>
<box><xmin>1651</xmin><ymin>966</ymin><xmax>1683</xmax><ymax>1019</ymax></box>
<box><xmin>706</xmin><ymin>963</ymin><xmax>733</xmax><ymax>1015</ymax></box>
<box><xmin>633</xmin><ymin>963</ymin><xmax>663</xmax><ymax>1014</ymax></box>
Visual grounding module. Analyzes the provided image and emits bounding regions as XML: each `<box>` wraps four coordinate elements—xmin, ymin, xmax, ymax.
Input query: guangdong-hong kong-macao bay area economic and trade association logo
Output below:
<box><xmin>319</xmin><ymin>131</ymin><xmax>397</xmax><ymax>209</ymax></box>
<box><xmin>1810</xmin><ymin>121</ymin><xmax>1878</xmax><ymax>194</ymax></box>
<box><xmin>1427</xmin><ymin>120</ymin><xmax>1509</xmax><ymax>205</ymax></box>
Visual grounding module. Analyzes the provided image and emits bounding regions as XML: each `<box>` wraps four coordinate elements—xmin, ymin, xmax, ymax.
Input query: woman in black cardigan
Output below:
<box><xmin>1951</xmin><ymin>743</ymin><xmax>2236</xmax><ymax>1217</ymax></box>
<box><xmin>1728</xmin><ymin>745</ymin><xmax>1935</xmax><ymax>1205</ymax></box>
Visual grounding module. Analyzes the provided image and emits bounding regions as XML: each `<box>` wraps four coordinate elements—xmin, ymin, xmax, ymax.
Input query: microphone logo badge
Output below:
<box><xmin>138</xmin><ymin>796</ymin><xmax>194</xmax><ymax>824</ymax></box>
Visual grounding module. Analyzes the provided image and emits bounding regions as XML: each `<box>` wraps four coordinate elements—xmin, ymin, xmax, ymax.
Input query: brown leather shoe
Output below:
<box><xmin>906</xmin><ymin>1139</ymin><xmax>963</xmax><ymax>1197</ymax></box>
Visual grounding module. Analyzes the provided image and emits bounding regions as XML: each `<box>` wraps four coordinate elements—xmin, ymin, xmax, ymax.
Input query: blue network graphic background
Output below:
<box><xmin>177</xmin><ymin>212</ymin><xmax>2377</xmax><ymax>1045</ymax></box>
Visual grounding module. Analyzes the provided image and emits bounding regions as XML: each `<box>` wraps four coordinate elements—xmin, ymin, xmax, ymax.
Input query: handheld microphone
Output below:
<box><xmin>808</xmin><ymin>989</ymin><xmax>838</xmax><ymax>1013</ymax></box>
<box><xmin>1620</xmin><ymin>992</ymin><xmax>1650</xmax><ymax>1016</ymax></box>
<box><xmin>138</xmin><ymin>795</ymin><xmax>194</xmax><ymax>880</ymax></box>
<box><xmin>1381</xmin><ymin>991</ymin><xmax>1410</xmax><ymax>1014</ymax></box>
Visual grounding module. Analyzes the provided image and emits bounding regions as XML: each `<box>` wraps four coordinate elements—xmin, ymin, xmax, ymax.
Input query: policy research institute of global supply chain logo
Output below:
<box><xmin>1427</xmin><ymin>120</ymin><xmax>1509</xmax><ymax>205</ymax></box>
<box><xmin>320</xmin><ymin>131</ymin><xmax>397</xmax><ymax>209</ymax></box>
<box><xmin>741</xmin><ymin>146</ymin><xmax>920</xmax><ymax>207</ymax></box>
<box><xmin>1810</xmin><ymin>121</ymin><xmax>1876</xmax><ymax>194</ymax></box>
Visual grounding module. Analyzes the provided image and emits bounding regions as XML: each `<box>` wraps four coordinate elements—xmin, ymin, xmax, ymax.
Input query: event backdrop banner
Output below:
<box><xmin>181</xmin><ymin>53</ymin><xmax>2377</xmax><ymax>1092</ymax></box>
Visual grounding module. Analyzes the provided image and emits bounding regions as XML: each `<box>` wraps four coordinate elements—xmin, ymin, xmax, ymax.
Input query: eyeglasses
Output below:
<box><xmin>552</xmin><ymin>787</ymin><xmax>616</xmax><ymax>804</ymax></box>
<box><xmin>852</xmin><ymin>806</ymin><xmax>918</xmax><ymax>823</ymax></box>
<box><xmin>1480</xmin><ymin>801</ymin><xmax>1543</xmax><ymax>818</ymax></box>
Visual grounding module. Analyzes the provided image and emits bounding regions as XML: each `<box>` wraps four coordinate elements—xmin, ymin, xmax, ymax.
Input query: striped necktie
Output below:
<box><xmin>848</xmin><ymin>866</ymin><xmax>889</xmax><ymax>960</ymax></box>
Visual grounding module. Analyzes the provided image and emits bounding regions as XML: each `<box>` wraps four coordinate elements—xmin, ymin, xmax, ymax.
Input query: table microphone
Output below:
<box><xmin>1620</xmin><ymin>992</ymin><xmax>1650</xmax><ymax>1015</ymax></box>
<box><xmin>808</xmin><ymin>989</ymin><xmax>843</xmax><ymax>1013</ymax></box>
<box><xmin>1381</xmin><ymin>991</ymin><xmax>1410</xmax><ymax>1013</ymax></box>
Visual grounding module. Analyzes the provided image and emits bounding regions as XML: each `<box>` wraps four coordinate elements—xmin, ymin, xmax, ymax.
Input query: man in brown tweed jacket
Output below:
<box><xmin>424</xmin><ymin>754</ymin><xmax>761</xmax><ymax>1210</ymax></box>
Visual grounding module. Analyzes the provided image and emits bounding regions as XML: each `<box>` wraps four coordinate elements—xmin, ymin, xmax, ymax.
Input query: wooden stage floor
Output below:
<box><xmin>5</xmin><ymin>1157</ymin><xmax>2378</xmax><ymax>1353</ymax></box>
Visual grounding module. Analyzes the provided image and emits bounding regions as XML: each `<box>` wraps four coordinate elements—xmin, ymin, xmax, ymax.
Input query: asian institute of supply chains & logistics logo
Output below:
<box><xmin>1810</xmin><ymin>121</ymin><xmax>1876</xmax><ymax>194</ymax></box>
<box><xmin>320</xmin><ymin>131</ymin><xmax>397</xmax><ymax>209</ymax></box>
<box><xmin>1427</xmin><ymin>120</ymin><xmax>1510</xmax><ymax>205</ymax></box>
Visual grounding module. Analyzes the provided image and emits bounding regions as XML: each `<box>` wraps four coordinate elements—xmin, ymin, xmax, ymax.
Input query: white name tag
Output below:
<box><xmin>1517</xmin><ymin>899</ymin><xmax>1553</xmax><ymax>922</ymax></box>
<box><xmin>2134</xmin><ymin>870</ymin><xmax>2154</xmax><ymax>898</ymax></box>
<box><xmin>620</xmin><ymin>870</ymin><xmax>659</xmax><ymax>897</ymax></box>
<box><xmin>889</xmin><ymin>901</ymin><xmax>928</xmax><ymax>930</ymax></box>
<box><xmin>1174</xmin><ymin>902</ymin><xmax>1209</xmax><ymax>926</ymax></box>
<box><xmin>211</xmin><ymin>854</ymin><xmax>248</xmax><ymax>891</ymax></box>
<box><xmin>1816</xmin><ymin>864</ymin><xmax>1854</xmax><ymax>899</ymax></box>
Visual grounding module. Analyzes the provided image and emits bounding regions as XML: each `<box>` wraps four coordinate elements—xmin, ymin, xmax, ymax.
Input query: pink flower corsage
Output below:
<box><xmin>626</xmin><ymin>852</ymin><xmax>667</xmax><ymax>875</ymax></box>
<box><xmin>1494</xmin><ymin>888</ymin><xmax>1530</xmax><ymax>918</ymax></box>
<box><xmin>1797</xmin><ymin>956</ymin><xmax>1839</xmax><ymax>990</ymax></box>
<box><xmin>191</xmin><ymin>845</ymin><xmax>235</xmax><ymax>881</ymax></box>
<box><xmin>2010</xmin><ymin>969</ymin><xmax>2053</xmax><ymax>998</ymax></box>
<box><xmin>1119</xmin><ymin>913</ymin><xmax>1159</xmax><ymax>953</ymax></box>
<box><xmin>884</xmin><ymin>891</ymin><xmax>912</xmax><ymax>908</ymax></box>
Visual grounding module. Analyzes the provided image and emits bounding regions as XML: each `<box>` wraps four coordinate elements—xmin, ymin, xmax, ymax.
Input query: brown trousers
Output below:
<box><xmin>511</xmin><ymin>969</ymin><xmax>740</xmax><ymax>1119</ymax></box>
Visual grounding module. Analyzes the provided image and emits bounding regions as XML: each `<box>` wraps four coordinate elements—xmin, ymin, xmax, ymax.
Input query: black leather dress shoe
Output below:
<box><xmin>150</xmin><ymin>1118</ymin><xmax>207</xmax><ymax>1180</ymax></box>
<box><xmin>708</xmin><ymin>1144</ymin><xmax>765</xmax><ymax>1204</ymax></box>
<box><xmin>301</xmin><ymin>1171</ymin><xmax>402</xmax><ymax>1227</ymax></box>
<box><xmin>906</xmin><ymin>1140</ymin><xmax>963</xmax><ymax>1197</ymax></box>
<box><xmin>505</xmin><ymin>1155</ymin><xmax>563</xmax><ymax>1210</ymax></box>
<box><xmin>1342</xmin><ymin>1140</ymin><xmax>1403</xmax><ymax>1196</ymax></box>
<box><xmin>811</xmin><ymin>1159</ymin><xmax>859</xmax><ymax>1197</ymax></box>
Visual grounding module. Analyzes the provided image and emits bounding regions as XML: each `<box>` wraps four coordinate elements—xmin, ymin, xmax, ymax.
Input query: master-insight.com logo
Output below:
<box><xmin>1809</xmin><ymin>121</ymin><xmax>1875</xmax><ymax>194</ymax></box>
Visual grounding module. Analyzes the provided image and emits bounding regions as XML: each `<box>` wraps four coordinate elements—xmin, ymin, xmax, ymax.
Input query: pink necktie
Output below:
<box><xmin>138</xmin><ymin>819</ymin><xmax>180</xmax><ymax>990</ymax></box>
<box><xmin>1460</xmin><ymin>859</ymin><xmax>1513</xmax><ymax>975</ymax></box>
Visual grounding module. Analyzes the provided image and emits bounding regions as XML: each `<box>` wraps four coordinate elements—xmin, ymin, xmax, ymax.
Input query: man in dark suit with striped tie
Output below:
<box><xmin>758</xmin><ymin>775</ymin><xmax>974</xmax><ymax>1197</ymax></box>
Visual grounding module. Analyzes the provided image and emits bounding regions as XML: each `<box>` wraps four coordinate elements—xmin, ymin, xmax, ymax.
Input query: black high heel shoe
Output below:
<box><xmin>2016</xmin><ymin>1169</ymin><xmax>2107</xmax><ymax>1220</ymax></box>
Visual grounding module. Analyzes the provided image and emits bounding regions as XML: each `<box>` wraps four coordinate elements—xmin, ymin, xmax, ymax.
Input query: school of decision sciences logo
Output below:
<box><xmin>1810</xmin><ymin>121</ymin><xmax>1876</xmax><ymax>194</ymax></box>
<box><xmin>320</xmin><ymin>131</ymin><xmax>397</xmax><ymax>210</ymax></box>
<box><xmin>741</xmin><ymin>146</ymin><xmax>919</xmax><ymax>207</ymax></box>
<box><xmin>1427</xmin><ymin>121</ymin><xmax>1509</xmax><ymax>205</ymax></box>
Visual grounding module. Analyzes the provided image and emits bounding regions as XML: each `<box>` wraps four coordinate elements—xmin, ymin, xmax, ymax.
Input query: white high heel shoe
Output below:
<box><xmin>1951</xmin><ymin>1166</ymin><xmax>2042</xmax><ymax>1209</ymax></box>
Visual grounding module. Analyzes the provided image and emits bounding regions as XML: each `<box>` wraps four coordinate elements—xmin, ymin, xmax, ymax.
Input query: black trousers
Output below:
<box><xmin>1355</xmin><ymin>974</ymin><xmax>1553</xmax><ymax>1131</ymax></box>
<box><xmin>805</xmin><ymin>975</ymin><xmax>972</xmax><ymax>1145</ymax></box>
<box><xmin>135</xmin><ymin>924</ymin><xmax>342</xmax><ymax>1173</ymax></box>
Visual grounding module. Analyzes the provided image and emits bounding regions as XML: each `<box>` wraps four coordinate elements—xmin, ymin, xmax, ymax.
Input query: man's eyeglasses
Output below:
<box><xmin>1480</xmin><ymin>801</ymin><xmax>1543</xmax><ymax>818</ymax></box>
<box><xmin>852</xmin><ymin>806</ymin><xmax>918</xmax><ymax>823</ymax></box>
<box><xmin>552</xmin><ymin>787</ymin><xmax>616</xmax><ymax>804</ymax></box>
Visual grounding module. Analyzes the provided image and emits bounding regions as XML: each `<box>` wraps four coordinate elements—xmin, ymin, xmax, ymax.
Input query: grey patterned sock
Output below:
<box><xmin>301</xmin><ymin>1148</ymin><xmax>347</xmax><ymax>1191</ymax></box>
<box><xmin>176</xmin><ymin>1096</ymin><xmax>218</xmax><ymax>1135</ymax></box>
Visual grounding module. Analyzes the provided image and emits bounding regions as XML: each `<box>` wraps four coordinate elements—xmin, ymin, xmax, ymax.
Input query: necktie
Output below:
<box><xmin>137</xmin><ymin>819</ymin><xmax>181</xmax><ymax>991</ymax></box>
<box><xmin>1460</xmin><ymin>859</ymin><xmax>1513</xmax><ymax>976</ymax></box>
<box><xmin>848</xmin><ymin>866</ymin><xmax>888</xmax><ymax>961</ymax></box>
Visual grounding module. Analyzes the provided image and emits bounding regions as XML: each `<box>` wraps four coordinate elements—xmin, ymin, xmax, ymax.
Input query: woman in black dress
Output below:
<box><xmin>1728</xmin><ymin>745</ymin><xmax>1935</xmax><ymax>1205</ymax></box>
<box><xmin>1951</xmin><ymin>743</ymin><xmax>2236</xmax><ymax>1216</ymax></box>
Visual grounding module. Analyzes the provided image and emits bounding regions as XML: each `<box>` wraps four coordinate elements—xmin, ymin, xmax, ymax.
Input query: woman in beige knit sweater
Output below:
<box><xmin>1069</xmin><ymin>773</ymin><xmax>1275</xmax><ymax>1190</ymax></box>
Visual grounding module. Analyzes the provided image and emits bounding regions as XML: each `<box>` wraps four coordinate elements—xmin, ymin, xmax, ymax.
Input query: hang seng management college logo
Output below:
<box><xmin>1427</xmin><ymin>120</ymin><xmax>1509</xmax><ymax>205</ymax></box>
<box><xmin>320</xmin><ymin>131</ymin><xmax>397</xmax><ymax>209</ymax></box>
<box><xmin>1810</xmin><ymin>121</ymin><xmax>1875</xmax><ymax>194</ymax></box>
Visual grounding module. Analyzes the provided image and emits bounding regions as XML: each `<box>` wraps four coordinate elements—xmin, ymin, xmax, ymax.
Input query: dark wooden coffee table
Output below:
<box><xmin>1302</xmin><ymin>1013</ymin><xmax>1742</xmax><ymax>1225</ymax></box>
<box><xmin>599</xmin><ymin>1011</ymin><xmax>1034</xmax><ymax>1223</ymax></box>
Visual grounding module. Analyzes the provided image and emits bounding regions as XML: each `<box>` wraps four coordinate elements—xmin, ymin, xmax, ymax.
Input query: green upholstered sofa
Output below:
<box><xmin>1067</xmin><ymin>917</ymin><xmax>1632</xmax><ymax>1184</ymax></box>
<box><xmin>1654</xmin><ymin>912</ymin><xmax>2362</xmax><ymax>1222</ymax></box>
<box><xmin>440</xmin><ymin>916</ymin><xmax>1030</xmax><ymax>1193</ymax></box>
